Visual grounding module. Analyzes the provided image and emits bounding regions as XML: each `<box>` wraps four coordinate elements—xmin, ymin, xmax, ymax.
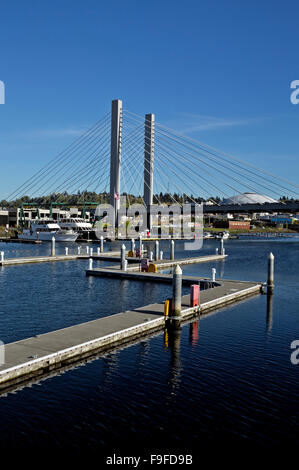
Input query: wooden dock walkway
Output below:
<box><xmin>0</xmin><ymin>278</ymin><xmax>262</xmax><ymax>392</ymax></box>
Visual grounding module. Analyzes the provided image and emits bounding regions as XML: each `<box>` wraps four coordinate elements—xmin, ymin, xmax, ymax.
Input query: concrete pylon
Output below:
<box><xmin>144</xmin><ymin>113</ymin><xmax>155</xmax><ymax>230</ymax></box>
<box><xmin>110</xmin><ymin>99</ymin><xmax>123</xmax><ymax>224</ymax></box>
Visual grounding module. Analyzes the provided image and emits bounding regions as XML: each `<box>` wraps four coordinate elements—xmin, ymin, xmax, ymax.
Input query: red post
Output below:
<box><xmin>190</xmin><ymin>284</ymin><xmax>199</xmax><ymax>307</ymax></box>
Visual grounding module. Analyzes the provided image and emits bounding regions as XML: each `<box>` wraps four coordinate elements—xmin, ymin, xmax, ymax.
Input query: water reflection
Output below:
<box><xmin>219</xmin><ymin>259</ymin><xmax>225</xmax><ymax>278</ymax></box>
<box><xmin>166</xmin><ymin>326</ymin><xmax>182</xmax><ymax>394</ymax></box>
<box><xmin>189</xmin><ymin>320</ymin><xmax>200</xmax><ymax>347</ymax></box>
<box><xmin>266</xmin><ymin>293</ymin><xmax>274</xmax><ymax>332</ymax></box>
<box><xmin>102</xmin><ymin>352</ymin><xmax>119</xmax><ymax>385</ymax></box>
<box><xmin>136</xmin><ymin>341</ymin><xmax>150</xmax><ymax>371</ymax></box>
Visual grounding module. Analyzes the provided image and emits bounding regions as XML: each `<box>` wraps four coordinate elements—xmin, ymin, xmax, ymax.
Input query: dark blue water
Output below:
<box><xmin>0</xmin><ymin>238</ymin><xmax>298</xmax><ymax>456</ymax></box>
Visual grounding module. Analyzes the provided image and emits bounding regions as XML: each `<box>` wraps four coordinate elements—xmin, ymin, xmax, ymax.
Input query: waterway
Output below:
<box><xmin>0</xmin><ymin>238</ymin><xmax>298</xmax><ymax>456</ymax></box>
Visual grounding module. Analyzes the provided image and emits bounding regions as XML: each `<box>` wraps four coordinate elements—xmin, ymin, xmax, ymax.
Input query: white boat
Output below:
<box><xmin>203</xmin><ymin>231</ymin><xmax>214</xmax><ymax>238</ymax></box>
<box><xmin>18</xmin><ymin>220</ymin><xmax>79</xmax><ymax>242</ymax></box>
<box><xmin>216</xmin><ymin>231</ymin><xmax>230</xmax><ymax>240</ymax></box>
<box><xmin>58</xmin><ymin>217</ymin><xmax>94</xmax><ymax>240</ymax></box>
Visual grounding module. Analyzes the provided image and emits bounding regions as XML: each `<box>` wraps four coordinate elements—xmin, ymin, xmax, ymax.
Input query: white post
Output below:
<box><xmin>65</xmin><ymin>247</ymin><xmax>69</xmax><ymax>256</ymax></box>
<box><xmin>160</xmin><ymin>250</ymin><xmax>163</xmax><ymax>260</ymax></box>
<box><xmin>131</xmin><ymin>238</ymin><xmax>135</xmax><ymax>253</ymax></box>
<box><xmin>0</xmin><ymin>251</ymin><xmax>4</xmax><ymax>262</ymax></box>
<box><xmin>215</xmin><ymin>247</ymin><xmax>219</xmax><ymax>255</ymax></box>
<box><xmin>150</xmin><ymin>251</ymin><xmax>153</xmax><ymax>261</ymax></box>
<box><xmin>121</xmin><ymin>244</ymin><xmax>126</xmax><ymax>270</ymax></box>
<box><xmin>51</xmin><ymin>237</ymin><xmax>55</xmax><ymax>257</ymax></box>
<box><xmin>100</xmin><ymin>235</ymin><xmax>104</xmax><ymax>253</ymax></box>
<box><xmin>267</xmin><ymin>252</ymin><xmax>274</xmax><ymax>294</ymax></box>
<box><xmin>78</xmin><ymin>246</ymin><xmax>81</xmax><ymax>255</ymax></box>
<box><xmin>155</xmin><ymin>240</ymin><xmax>159</xmax><ymax>261</ymax></box>
<box><xmin>211</xmin><ymin>268</ymin><xmax>216</xmax><ymax>282</ymax></box>
<box><xmin>97</xmin><ymin>247</ymin><xmax>101</xmax><ymax>256</ymax></box>
<box><xmin>86</xmin><ymin>246</ymin><xmax>89</xmax><ymax>255</ymax></box>
<box><xmin>89</xmin><ymin>258</ymin><xmax>93</xmax><ymax>270</ymax></box>
<box><xmin>172</xmin><ymin>265</ymin><xmax>182</xmax><ymax>319</ymax></box>
<box><xmin>170</xmin><ymin>239</ymin><xmax>175</xmax><ymax>260</ymax></box>
<box><xmin>90</xmin><ymin>247</ymin><xmax>93</xmax><ymax>257</ymax></box>
<box><xmin>220</xmin><ymin>238</ymin><xmax>224</xmax><ymax>255</ymax></box>
<box><xmin>139</xmin><ymin>235</ymin><xmax>142</xmax><ymax>253</ymax></box>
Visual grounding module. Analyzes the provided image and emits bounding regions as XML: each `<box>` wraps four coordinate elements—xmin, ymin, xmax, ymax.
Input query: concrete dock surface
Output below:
<box><xmin>0</xmin><ymin>251</ymin><xmax>123</xmax><ymax>266</ymax></box>
<box><xmin>86</xmin><ymin>268</ymin><xmax>222</xmax><ymax>285</ymax></box>
<box><xmin>0</xmin><ymin>278</ymin><xmax>262</xmax><ymax>392</ymax></box>
<box><xmin>0</xmin><ymin>252</ymin><xmax>226</xmax><ymax>267</ymax></box>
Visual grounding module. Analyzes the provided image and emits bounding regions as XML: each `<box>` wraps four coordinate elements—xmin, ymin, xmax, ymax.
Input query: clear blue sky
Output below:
<box><xmin>0</xmin><ymin>0</ymin><xmax>299</xmax><ymax>200</ymax></box>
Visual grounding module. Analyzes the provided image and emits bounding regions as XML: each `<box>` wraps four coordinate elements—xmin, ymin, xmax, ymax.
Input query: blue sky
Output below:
<box><xmin>0</xmin><ymin>0</ymin><xmax>299</xmax><ymax>200</ymax></box>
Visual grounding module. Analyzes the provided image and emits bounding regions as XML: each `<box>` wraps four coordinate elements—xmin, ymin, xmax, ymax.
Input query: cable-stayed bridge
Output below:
<box><xmin>5</xmin><ymin>99</ymin><xmax>299</xmax><ymax>219</ymax></box>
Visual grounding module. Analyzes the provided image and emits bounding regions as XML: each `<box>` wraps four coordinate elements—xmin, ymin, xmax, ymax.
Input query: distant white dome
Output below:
<box><xmin>222</xmin><ymin>192</ymin><xmax>278</xmax><ymax>205</ymax></box>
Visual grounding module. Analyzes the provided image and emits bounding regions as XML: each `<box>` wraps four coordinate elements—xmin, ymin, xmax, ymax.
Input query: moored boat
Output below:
<box><xmin>18</xmin><ymin>220</ymin><xmax>79</xmax><ymax>242</ymax></box>
<box><xmin>58</xmin><ymin>217</ymin><xmax>95</xmax><ymax>240</ymax></box>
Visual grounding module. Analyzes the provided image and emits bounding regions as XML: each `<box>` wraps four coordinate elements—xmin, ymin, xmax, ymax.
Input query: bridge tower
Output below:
<box><xmin>144</xmin><ymin>113</ymin><xmax>155</xmax><ymax>229</ymax></box>
<box><xmin>110</xmin><ymin>99</ymin><xmax>123</xmax><ymax>222</ymax></box>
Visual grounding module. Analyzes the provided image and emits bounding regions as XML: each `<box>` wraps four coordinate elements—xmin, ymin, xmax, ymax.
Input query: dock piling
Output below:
<box><xmin>89</xmin><ymin>258</ymin><xmax>93</xmax><ymax>270</ymax></box>
<box><xmin>65</xmin><ymin>247</ymin><xmax>69</xmax><ymax>256</ymax></box>
<box><xmin>86</xmin><ymin>246</ymin><xmax>89</xmax><ymax>255</ymax></box>
<box><xmin>160</xmin><ymin>251</ymin><xmax>163</xmax><ymax>260</ymax></box>
<box><xmin>78</xmin><ymin>246</ymin><xmax>81</xmax><ymax>255</ymax></box>
<box><xmin>139</xmin><ymin>235</ymin><xmax>142</xmax><ymax>253</ymax></box>
<box><xmin>155</xmin><ymin>240</ymin><xmax>159</xmax><ymax>261</ymax></box>
<box><xmin>220</xmin><ymin>238</ymin><xmax>224</xmax><ymax>256</ymax></box>
<box><xmin>170</xmin><ymin>240</ymin><xmax>175</xmax><ymax>260</ymax></box>
<box><xmin>100</xmin><ymin>236</ymin><xmax>104</xmax><ymax>253</ymax></box>
<box><xmin>97</xmin><ymin>247</ymin><xmax>100</xmax><ymax>256</ymax></box>
<box><xmin>90</xmin><ymin>248</ymin><xmax>93</xmax><ymax>257</ymax></box>
<box><xmin>171</xmin><ymin>265</ymin><xmax>182</xmax><ymax>325</ymax></box>
<box><xmin>267</xmin><ymin>252</ymin><xmax>274</xmax><ymax>294</ymax></box>
<box><xmin>51</xmin><ymin>237</ymin><xmax>55</xmax><ymax>257</ymax></box>
<box><xmin>131</xmin><ymin>238</ymin><xmax>135</xmax><ymax>253</ymax></box>
<box><xmin>121</xmin><ymin>244</ymin><xmax>126</xmax><ymax>270</ymax></box>
<box><xmin>150</xmin><ymin>251</ymin><xmax>153</xmax><ymax>261</ymax></box>
<box><xmin>211</xmin><ymin>268</ymin><xmax>216</xmax><ymax>283</ymax></box>
<box><xmin>0</xmin><ymin>251</ymin><xmax>4</xmax><ymax>262</ymax></box>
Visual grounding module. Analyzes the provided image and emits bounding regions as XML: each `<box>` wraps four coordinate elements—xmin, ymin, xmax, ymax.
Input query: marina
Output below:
<box><xmin>1</xmin><ymin>1</ymin><xmax>299</xmax><ymax>456</ymax></box>
<box><xmin>0</xmin><ymin>273</ymin><xmax>262</xmax><ymax>392</ymax></box>
<box><xmin>0</xmin><ymin>237</ymin><xmax>297</xmax><ymax>451</ymax></box>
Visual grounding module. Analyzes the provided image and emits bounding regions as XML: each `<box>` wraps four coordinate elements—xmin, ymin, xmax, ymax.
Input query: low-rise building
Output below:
<box><xmin>0</xmin><ymin>209</ymin><xmax>9</xmax><ymax>226</ymax></box>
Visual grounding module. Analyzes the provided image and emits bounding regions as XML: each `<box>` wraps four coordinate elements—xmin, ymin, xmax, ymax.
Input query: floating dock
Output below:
<box><xmin>0</xmin><ymin>250</ymin><xmax>128</xmax><ymax>266</ymax></box>
<box><xmin>0</xmin><ymin>254</ymin><xmax>88</xmax><ymax>265</ymax></box>
<box><xmin>86</xmin><ymin>268</ymin><xmax>221</xmax><ymax>286</ymax></box>
<box><xmin>0</xmin><ymin>252</ymin><xmax>226</xmax><ymax>267</ymax></box>
<box><xmin>0</xmin><ymin>278</ymin><xmax>262</xmax><ymax>393</ymax></box>
<box><xmin>0</xmin><ymin>237</ymin><xmax>42</xmax><ymax>244</ymax></box>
